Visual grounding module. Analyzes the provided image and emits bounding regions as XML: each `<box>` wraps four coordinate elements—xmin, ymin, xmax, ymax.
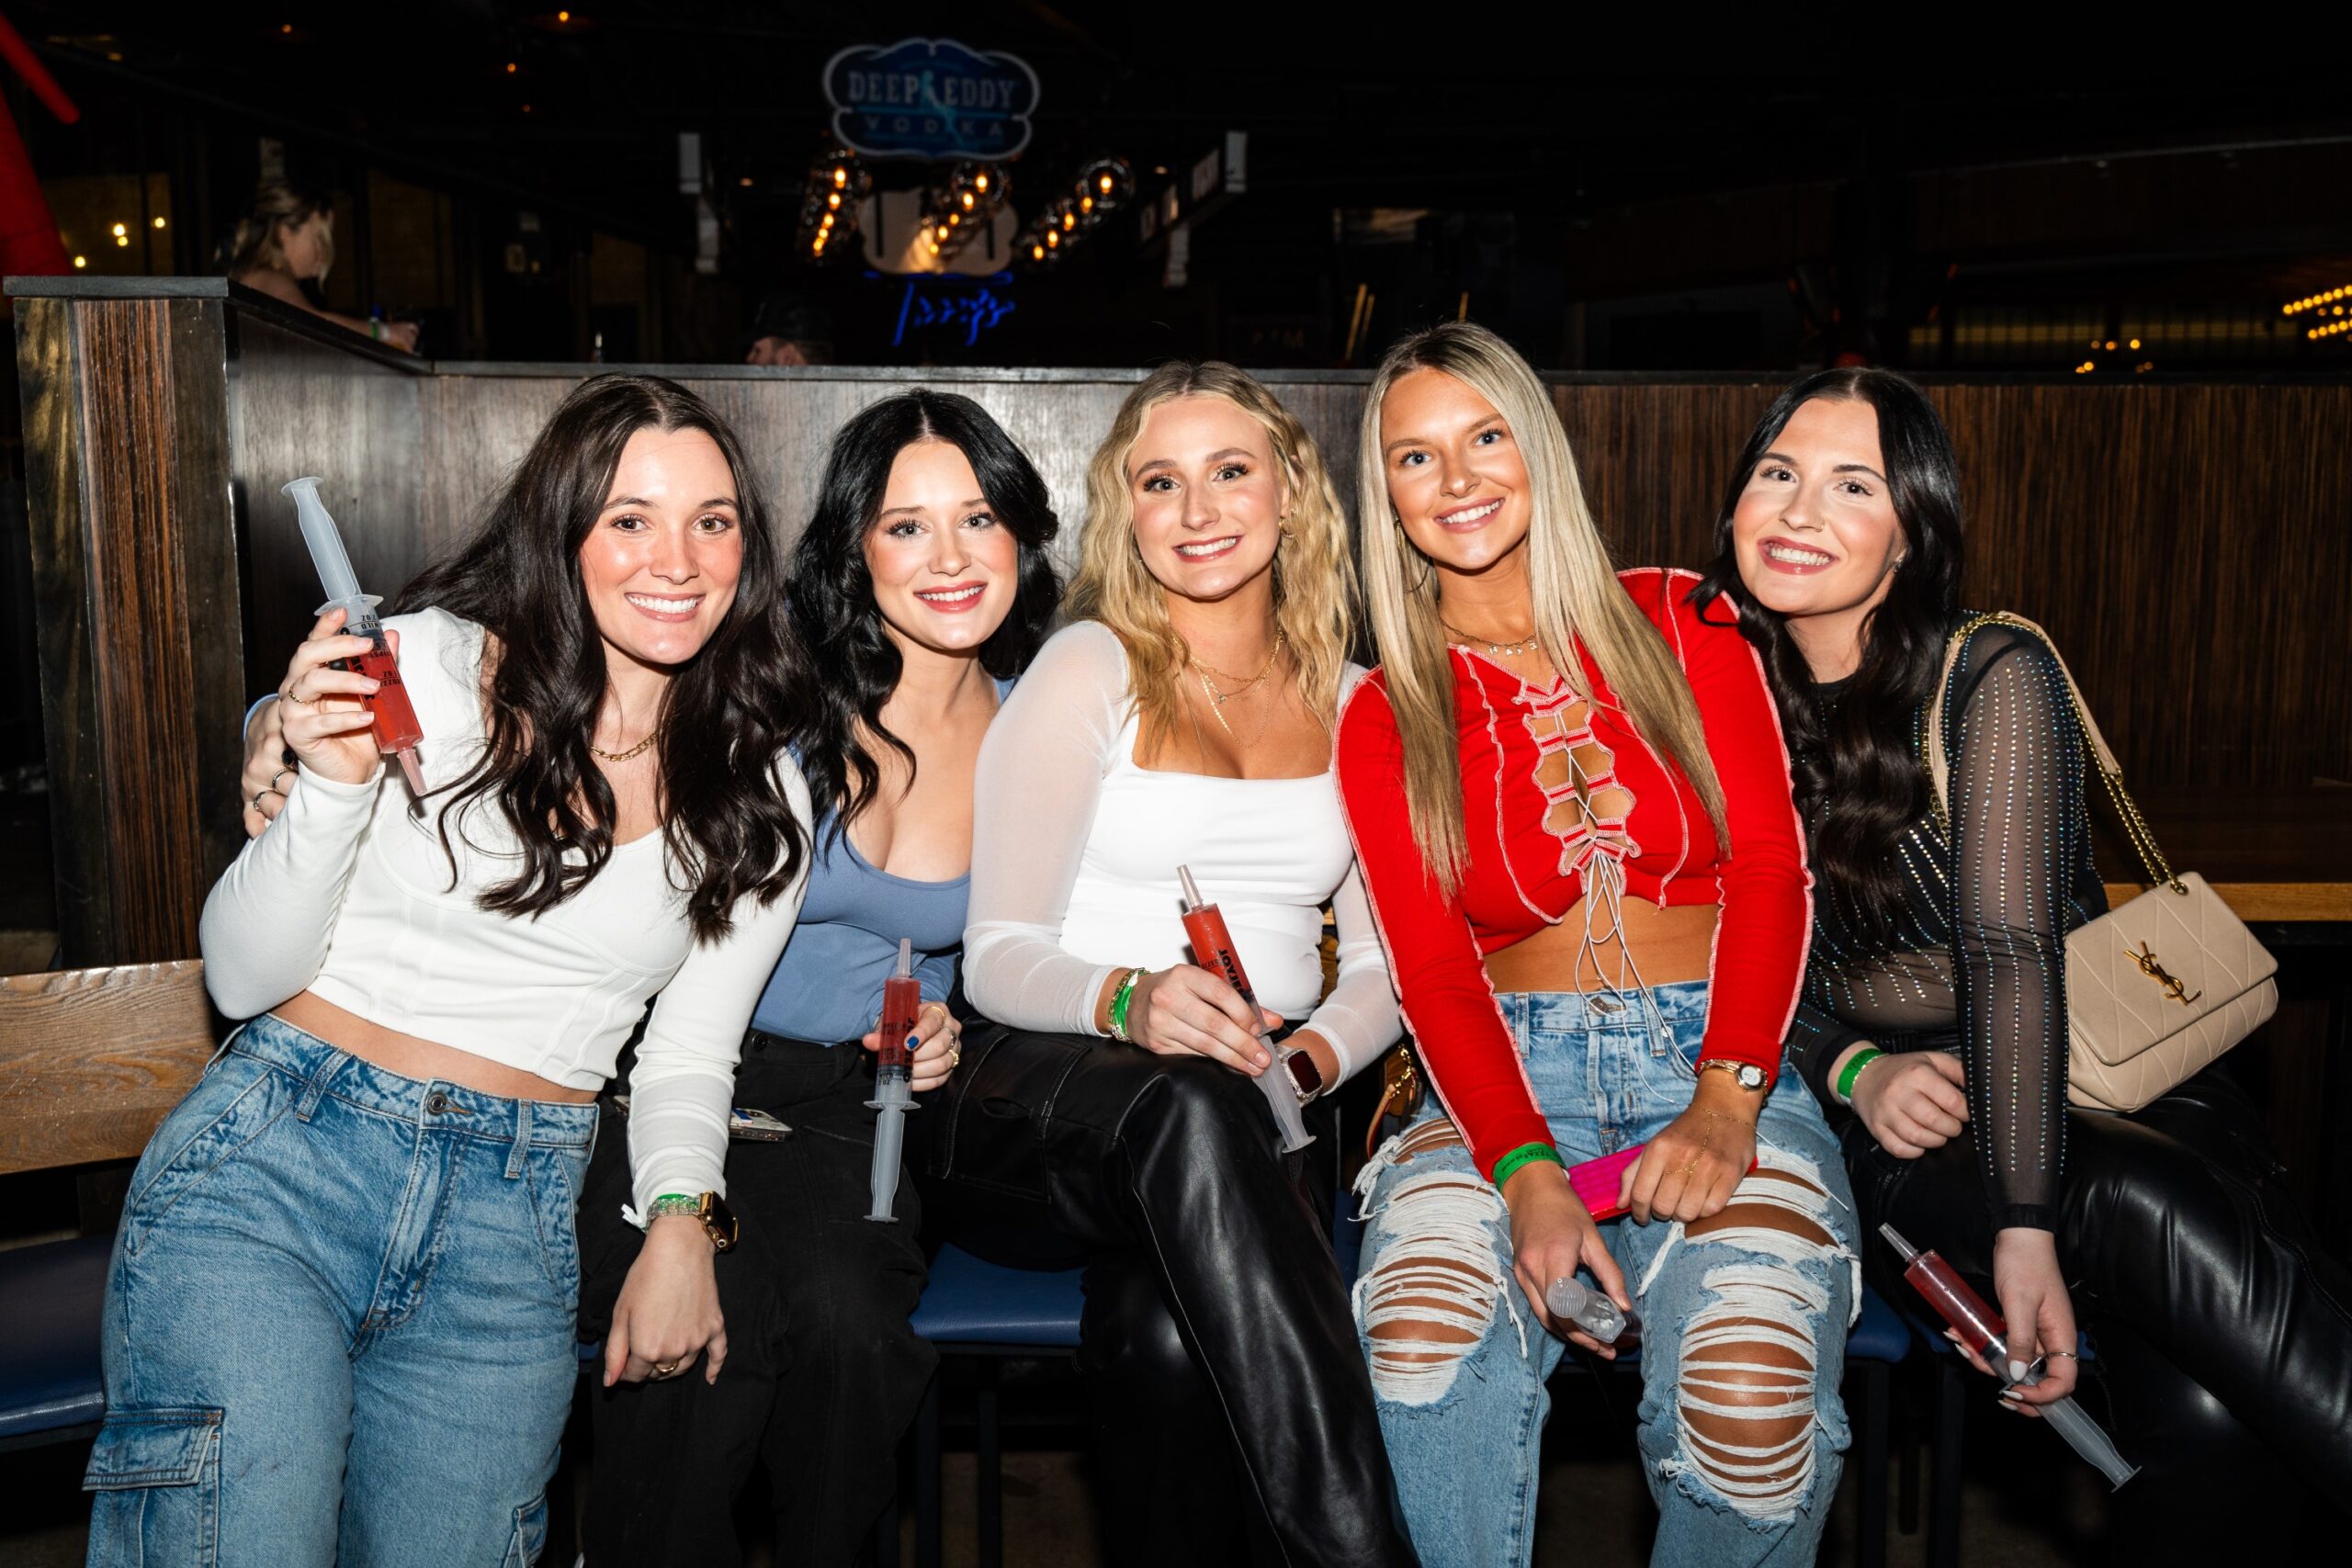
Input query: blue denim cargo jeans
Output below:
<box><xmin>1353</xmin><ymin>981</ymin><xmax>1860</xmax><ymax>1568</ymax></box>
<box><xmin>83</xmin><ymin>1014</ymin><xmax>597</xmax><ymax>1567</ymax></box>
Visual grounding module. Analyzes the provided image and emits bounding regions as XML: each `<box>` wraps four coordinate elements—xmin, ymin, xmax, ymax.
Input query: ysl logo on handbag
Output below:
<box><xmin>2129</xmin><ymin>942</ymin><xmax>2202</xmax><ymax>1007</ymax></box>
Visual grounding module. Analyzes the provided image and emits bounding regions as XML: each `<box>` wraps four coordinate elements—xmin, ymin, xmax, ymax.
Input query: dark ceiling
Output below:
<box><xmin>20</xmin><ymin>3</ymin><xmax>2352</xmax><ymax>270</ymax></box>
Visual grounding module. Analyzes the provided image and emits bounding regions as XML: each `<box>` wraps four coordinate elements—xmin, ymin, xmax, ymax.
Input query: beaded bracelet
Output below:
<box><xmin>1489</xmin><ymin>1142</ymin><xmax>1564</xmax><ymax>1189</ymax></box>
<box><xmin>1835</xmin><ymin>1046</ymin><xmax>1885</xmax><ymax>1106</ymax></box>
<box><xmin>1108</xmin><ymin>966</ymin><xmax>1148</xmax><ymax>1043</ymax></box>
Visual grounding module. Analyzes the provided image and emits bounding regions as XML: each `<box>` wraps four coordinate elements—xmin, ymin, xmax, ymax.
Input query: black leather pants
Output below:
<box><xmin>1844</xmin><ymin>1066</ymin><xmax>2352</xmax><ymax>1552</ymax></box>
<box><xmin>922</xmin><ymin>1021</ymin><xmax>1418</xmax><ymax>1568</ymax></box>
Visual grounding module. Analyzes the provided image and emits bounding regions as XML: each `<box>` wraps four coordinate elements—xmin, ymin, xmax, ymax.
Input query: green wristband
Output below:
<box><xmin>1834</xmin><ymin>1047</ymin><xmax>1884</xmax><ymax>1107</ymax></box>
<box><xmin>645</xmin><ymin>1193</ymin><xmax>700</xmax><ymax>1221</ymax></box>
<box><xmin>1489</xmin><ymin>1142</ymin><xmax>1564</xmax><ymax>1189</ymax></box>
<box><xmin>1108</xmin><ymin>966</ymin><xmax>1148</xmax><ymax>1043</ymax></box>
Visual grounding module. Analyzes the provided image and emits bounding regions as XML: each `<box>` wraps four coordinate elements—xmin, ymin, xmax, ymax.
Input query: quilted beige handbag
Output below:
<box><xmin>1927</xmin><ymin>614</ymin><xmax>2278</xmax><ymax>1112</ymax></box>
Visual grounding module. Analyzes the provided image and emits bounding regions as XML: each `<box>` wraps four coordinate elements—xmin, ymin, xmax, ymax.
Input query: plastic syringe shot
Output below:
<box><xmin>284</xmin><ymin>477</ymin><xmax>426</xmax><ymax>795</ymax></box>
<box><xmin>1880</xmin><ymin>1224</ymin><xmax>2139</xmax><ymax>1488</ymax></box>
<box><xmin>865</xmin><ymin>938</ymin><xmax>922</xmax><ymax>1223</ymax></box>
<box><xmin>1544</xmin><ymin>1276</ymin><xmax>1635</xmax><ymax>1344</ymax></box>
<box><xmin>1176</xmin><ymin>863</ymin><xmax>1314</xmax><ymax>1154</ymax></box>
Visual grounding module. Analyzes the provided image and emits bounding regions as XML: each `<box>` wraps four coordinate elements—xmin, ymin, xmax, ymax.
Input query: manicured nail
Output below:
<box><xmin>1256</xmin><ymin>1052</ymin><xmax>1270</xmax><ymax>1066</ymax></box>
<box><xmin>2000</xmin><ymin>1387</ymin><xmax>2024</xmax><ymax>1402</ymax></box>
<box><xmin>2007</xmin><ymin>1360</ymin><xmax>2028</xmax><ymax>1383</ymax></box>
<box><xmin>906</xmin><ymin>1034</ymin><xmax>920</xmax><ymax>1050</ymax></box>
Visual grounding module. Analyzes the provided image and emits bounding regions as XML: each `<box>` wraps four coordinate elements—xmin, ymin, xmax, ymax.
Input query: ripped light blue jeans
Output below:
<box><xmin>1354</xmin><ymin>981</ymin><xmax>1858</xmax><ymax>1568</ymax></box>
<box><xmin>84</xmin><ymin>1014</ymin><xmax>596</xmax><ymax>1568</ymax></box>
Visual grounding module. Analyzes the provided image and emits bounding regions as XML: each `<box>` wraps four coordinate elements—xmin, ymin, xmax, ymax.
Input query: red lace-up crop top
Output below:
<box><xmin>1335</xmin><ymin>569</ymin><xmax>1812</xmax><ymax>1182</ymax></box>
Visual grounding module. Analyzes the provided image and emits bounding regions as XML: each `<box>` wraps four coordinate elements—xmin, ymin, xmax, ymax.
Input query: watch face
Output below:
<box><xmin>702</xmin><ymin>1191</ymin><xmax>740</xmax><ymax>1251</ymax></box>
<box><xmin>1736</xmin><ymin>1065</ymin><xmax>1767</xmax><ymax>1089</ymax></box>
<box><xmin>1281</xmin><ymin>1047</ymin><xmax>1325</xmax><ymax>1101</ymax></box>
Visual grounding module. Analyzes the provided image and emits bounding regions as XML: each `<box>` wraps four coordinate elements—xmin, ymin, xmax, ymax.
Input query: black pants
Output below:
<box><xmin>578</xmin><ymin>1033</ymin><xmax>936</xmax><ymax>1568</ymax></box>
<box><xmin>922</xmin><ymin>1020</ymin><xmax>1419</xmax><ymax>1568</ymax></box>
<box><xmin>1844</xmin><ymin>1065</ymin><xmax>2352</xmax><ymax>1554</ymax></box>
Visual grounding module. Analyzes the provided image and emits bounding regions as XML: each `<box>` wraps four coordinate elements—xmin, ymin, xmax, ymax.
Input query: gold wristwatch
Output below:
<box><xmin>646</xmin><ymin>1190</ymin><xmax>739</xmax><ymax>1252</ymax></box>
<box><xmin>1697</xmin><ymin>1059</ymin><xmax>1769</xmax><ymax>1092</ymax></box>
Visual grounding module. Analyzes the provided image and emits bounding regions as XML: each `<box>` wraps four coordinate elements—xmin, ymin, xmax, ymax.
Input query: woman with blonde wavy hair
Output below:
<box><xmin>1334</xmin><ymin>322</ymin><xmax>1856</xmax><ymax>1568</ymax></box>
<box><xmin>932</xmin><ymin>361</ymin><xmax>1417</xmax><ymax>1567</ymax></box>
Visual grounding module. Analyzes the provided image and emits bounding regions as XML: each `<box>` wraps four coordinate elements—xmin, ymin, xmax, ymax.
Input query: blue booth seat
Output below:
<box><xmin>0</xmin><ymin>1233</ymin><xmax>114</xmax><ymax>1448</ymax></box>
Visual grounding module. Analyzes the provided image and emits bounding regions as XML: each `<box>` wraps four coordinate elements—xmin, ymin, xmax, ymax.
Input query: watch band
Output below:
<box><xmin>646</xmin><ymin>1190</ymin><xmax>738</xmax><ymax>1252</ymax></box>
<box><xmin>1697</xmin><ymin>1059</ymin><xmax>1770</xmax><ymax>1091</ymax></box>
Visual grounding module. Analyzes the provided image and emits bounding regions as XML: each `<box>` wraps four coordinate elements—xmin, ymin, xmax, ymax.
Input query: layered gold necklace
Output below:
<box><xmin>1188</xmin><ymin>628</ymin><xmax>1286</xmax><ymax>742</ymax></box>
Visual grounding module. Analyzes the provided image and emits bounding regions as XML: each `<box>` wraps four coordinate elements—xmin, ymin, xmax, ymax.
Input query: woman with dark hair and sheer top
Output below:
<box><xmin>1697</xmin><ymin>367</ymin><xmax>2352</xmax><ymax>1555</ymax></box>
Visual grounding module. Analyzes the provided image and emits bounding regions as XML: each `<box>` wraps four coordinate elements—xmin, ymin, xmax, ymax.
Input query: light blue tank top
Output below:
<box><xmin>748</xmin><ymin>678</ymin><xmax>1010</xmax><ymax>1043</ymax></box>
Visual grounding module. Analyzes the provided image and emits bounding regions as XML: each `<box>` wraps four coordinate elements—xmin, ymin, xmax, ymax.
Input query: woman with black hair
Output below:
<box><xmin>571</xmin><ymin>389</ymin><xmax>1060</xmax><ymax>1565</ymax></box>
<box><xmin>1698</xmin><ymin>368</ymin><xmax>2352</xmax><ymax>1553</ymax></box>
<box><xmin>100</xmin><ymin>375</ymin><xmax>811</xmax><ymax>1565</ymax></box>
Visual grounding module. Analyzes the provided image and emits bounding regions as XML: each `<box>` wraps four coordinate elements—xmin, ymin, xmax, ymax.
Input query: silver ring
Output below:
<box><xmin>249</xmin><ymin>790</ymin><xmax>273</xmax><ymax>810</ymax></box>
<box><xmin>270</xmin><ymin>767</ymin><xmax>296</xmax><ymax>794</ymax></box>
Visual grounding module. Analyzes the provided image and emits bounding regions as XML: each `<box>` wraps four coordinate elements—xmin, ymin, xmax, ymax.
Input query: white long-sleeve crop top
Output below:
<box><xmin>962</xmin><ymin>620</ymin><xmax>1398</xmax><ymax>1081</ymax></box>
<box><xmin>198</xmin><ymin>606</ymin><xmax>811</xmax><ymax>1217</ymax></box>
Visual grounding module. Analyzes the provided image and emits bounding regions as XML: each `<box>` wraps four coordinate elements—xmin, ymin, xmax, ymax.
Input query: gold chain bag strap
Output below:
<box><xmin>1926</xmin><ymin>614</ymin><xmax>2278</xmax><ymax>1112</ymax></box>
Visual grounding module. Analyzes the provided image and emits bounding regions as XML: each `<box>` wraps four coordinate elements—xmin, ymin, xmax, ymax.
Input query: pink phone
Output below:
<box><xmin>1568</xmin><ymin>1145</ymin><xmax>1645</xmax><ymax>1222</ymax></box>
<box><xmin>1568</xmin><ymin>1144</ymin><xmax>1760</xmax><ymax>1222</ymax></box>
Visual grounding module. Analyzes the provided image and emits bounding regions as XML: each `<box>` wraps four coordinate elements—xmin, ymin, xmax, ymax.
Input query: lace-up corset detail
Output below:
<box><xmin>1521</xmin><ymin>685</ymin><xmax>1639</xmax><ymax>875</ymax></box>
<box><xmin>1333</xmin><ymin>567</ymin><xmax>1813</xmax><ymax>1179</ymax></box>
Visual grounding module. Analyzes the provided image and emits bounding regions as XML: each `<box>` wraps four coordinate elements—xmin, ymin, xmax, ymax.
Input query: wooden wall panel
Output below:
<box><xmin>18</xmin><ymin>295</ymin><xmax>243</xmax><ymax>964</ymax></box>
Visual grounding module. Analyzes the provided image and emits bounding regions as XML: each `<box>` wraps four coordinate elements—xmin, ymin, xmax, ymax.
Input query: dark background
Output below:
<box><xmin>6</xmin><ymin>6</ymin><xmax>2347</xmax><ymax>370</ymax></box>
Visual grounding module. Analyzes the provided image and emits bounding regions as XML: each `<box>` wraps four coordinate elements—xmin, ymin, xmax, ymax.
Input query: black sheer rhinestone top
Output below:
<box><xmin>1788</xmin><ymin>619</ymin><xmax>2107</xmax><ymax>1232</ymax></box>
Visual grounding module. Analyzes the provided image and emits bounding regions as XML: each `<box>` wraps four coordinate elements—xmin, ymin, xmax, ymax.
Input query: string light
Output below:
<box><xmin>1014</xmin><ymin>158</ymin><xmax>1131</xmax><ymax>270</ymax></box>
<box><xmin>799</xmin><ymin>147</ymin><xmax>871</xmax><ymax>265</ymax></box>
<box><xmin>2308</xmin><ymin>318</ymin><xmax>2352</xmax><ymax>339</ymax></box>
<box><xmin>2283</xmin><ymin>285</ymin><xmax>2352</xmax><ymax>317</ymax></box>
<box><xmin>912</xmin><ymin>162</ymin><xmax>1012</xmax><ymax>266</ymax></box>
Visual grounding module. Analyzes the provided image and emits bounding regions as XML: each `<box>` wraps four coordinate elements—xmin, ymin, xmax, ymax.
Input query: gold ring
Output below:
<box><xmin>652</xmin><ymin>1361</ymin><xmax>678</xmax><ymax>1378</ymax></box>
<box><xmin>948</xmin><ymin>1045</ymin><xmax>962</xmax><ymax>1067</ymax></box>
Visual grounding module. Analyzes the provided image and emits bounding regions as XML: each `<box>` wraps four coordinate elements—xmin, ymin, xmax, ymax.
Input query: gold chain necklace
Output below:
<box><xmin>588</xmin><ymin>729</ymin><xmax>660</xmax><ymax>763</ymax></box>
<box><xmin>1190</xmin><ymin>629</ymin><xmax>1286</xmax><ymax>741</ymax></box>
<box><xmin>1443</xmin><ymin>621</ymin><xmax>1541</xmax><ymax>658</ymax></box>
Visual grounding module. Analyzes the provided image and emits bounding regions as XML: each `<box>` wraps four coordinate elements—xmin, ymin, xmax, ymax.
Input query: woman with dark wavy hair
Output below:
<box><xmin>1698</xmin><ymin>367</ymin><xmax>2352</xmax><ymax>1556</ymax></box>
<box><xmin>107</xmin><ymin>375</ymin><xmax>812</xmax><ymax>1565</ymax></box>
<box><xmin>573</xmin><ymin>389</ymin><xmax>1059</xmax><ymax>1565</ymax></box>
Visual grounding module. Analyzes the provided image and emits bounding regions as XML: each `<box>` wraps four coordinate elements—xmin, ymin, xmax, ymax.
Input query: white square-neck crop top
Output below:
<box><xmin>198</xmin><ymin>606</ymin><xmax>811</xmax><ymax>1215</ymax></box>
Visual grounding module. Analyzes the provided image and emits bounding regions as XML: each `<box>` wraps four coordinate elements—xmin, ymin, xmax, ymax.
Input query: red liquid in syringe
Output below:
<box><xmin>334</xmin><ymin>633</ymin><xmax>424</xmax><ymax>754</ymax></box>
<box><xmin>1883</xmin><ymin>1224</ymin><xmax>2006</xmax><ymax>1356</ymax></box>
<box><xmin>1178</xmin><ymin>892</ymin><xmax>1260</xmax><ymax>1012</ymax></box>
<box><xmin>876</xmin><ymin>972</ymin><xmax>922</xmax><ymax>1075</ymax></box>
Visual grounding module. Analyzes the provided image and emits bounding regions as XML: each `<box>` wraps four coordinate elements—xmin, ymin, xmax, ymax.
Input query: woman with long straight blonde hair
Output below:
<box><xmin>934</xmin><ymin>361</ymin><xmax>1416</xmax><ymax>1567</ymax></box>
<box><xmin>1334</xmin><ymin>322</ymin><xmax>1855</xmax><ymax>1568</ymax></box>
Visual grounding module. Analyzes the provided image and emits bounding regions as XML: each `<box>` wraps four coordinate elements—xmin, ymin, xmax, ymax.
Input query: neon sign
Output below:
<box><xmin>889</xmin><ymin>273</ymin><xmax>1017</xmax><ymax>349</ymax></box>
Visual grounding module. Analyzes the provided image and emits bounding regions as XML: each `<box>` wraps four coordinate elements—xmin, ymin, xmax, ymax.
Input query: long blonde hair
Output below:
<box><xmin>1068</xmin><ymin>361</ymin><xmax>1355</xmax><ymax>744</ymax></box>
<box><xmin>1356</xmin><ymin>321</ymin><xmax>1729</xmax><ymax>896</ymax></box>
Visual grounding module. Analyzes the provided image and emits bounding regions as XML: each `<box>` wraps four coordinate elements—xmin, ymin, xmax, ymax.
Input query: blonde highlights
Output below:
<box><xmin>1355</xmin><ymin>322</ymin><xmax>1729</xmax><ymax>896</ymax></box>
<box><xmin>225</xmin><ymin>181</ymin><xmax>333</xmax><ymax>281</ymax></box>
<box><xmin>1068</xmin><ymin>361</ymin><xmax>1355</xmax><ymax>744</ymax></box>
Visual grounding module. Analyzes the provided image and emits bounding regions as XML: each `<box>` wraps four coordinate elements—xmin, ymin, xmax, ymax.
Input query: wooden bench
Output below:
<box><xmin>0</xmin><ymin>962</ymin><xmax>213</xmax><ymax>1450</ymax></box>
